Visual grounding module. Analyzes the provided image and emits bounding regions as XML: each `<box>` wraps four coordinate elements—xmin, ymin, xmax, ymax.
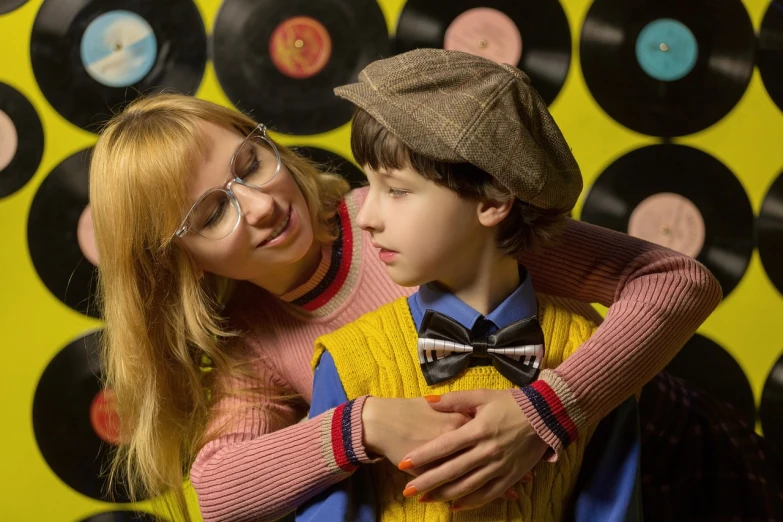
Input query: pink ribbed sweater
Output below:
<box><xmin>189</xmin><ymin>188</ymin><xmax>722</xmax><ymax>522</ymax></box>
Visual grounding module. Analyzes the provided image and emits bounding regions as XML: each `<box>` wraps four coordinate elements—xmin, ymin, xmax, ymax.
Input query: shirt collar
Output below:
<box><xmin>412</xmin><ymin>267</ymin><xmax>536</xmax><ymax>331</ymax></box>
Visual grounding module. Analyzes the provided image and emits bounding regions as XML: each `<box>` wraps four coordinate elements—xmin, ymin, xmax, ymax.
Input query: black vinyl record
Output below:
<box><xmin>665</xmin><ymin>333</ymin><xmax>756</xmax><ymax>427</ymax></box>
<box><xmin>759</xmin><ymin>172</ymin><xmax>783</xmax><ymax>296</ymax></box>
<box><xmin>79</xmin><ymin>512</ymin><xmax>162</xmax><ymax>522</ymax></box>
<box><xmin>0</xmin><ymin>0</ymin><xmax>28</xmax><ymax>15</ymax></box>
<box><xmin>759</xmin><ymin>1</ymin><xmax>783</xmax><ymax>113</ymax></box>
<box><xmin>32</xmin><ymin>331</ymin><xmax>138</xmax><ymax>501</ymax></box>
<box><xmin>580</xmin><ymin>0</ymin><xmax>755</xmax><ymax>137</ymax></box>
<box><xmin>760</xmin><ymin>353</ymin><xmax>783</xmax><ymax>457</ymax></box>
<box><xmin>580</xmin><ymin>144</ymin><xmax>754</xmax><ymax>298</ymax></box>
<box><xmin>30</xmin><ymin>0</ymin><xmax>207</xmax><ymax>132</ymax></box>
<box><xmin>394</xmin><ymin>0</ymin><xmax>571</xmax><ymax>106</ymax></box>
<box><xmin>213</xmin><ymin>0</ymin><xmax>390</xmax><ymax>135</ymax></box>
<box><xmin>0</xmin><ymin>82</ymin><xmax>44</xmax><ymax>198</ymax></box>
<box><xmin>295</xmin><ymin>146</ymin><xmax>365</xmax><ymax>189</ymax></box>
<box><xmin>28</xmin><ymin>147</ymin><xmax>100</xmax><ymax>318</ymax></box>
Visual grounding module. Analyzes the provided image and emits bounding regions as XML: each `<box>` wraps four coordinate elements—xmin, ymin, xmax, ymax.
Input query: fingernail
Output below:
<box><xmin>418</xmin><ymin>493</ymin><xmax>431</xmax><ymax>503</ymax></box>
<box><xmin>522</xmin><ymin>473</ymin><xmax>533</xmax><ymax>483</ymax></box>
<box><xmin>450</xmin><ymin>504</ymin><xmax>462</xmax><ymax>512</ymax></box>
<box><xmin>402</xmin><ymin>486</ymin><xmax>418</xmax><ymax>497</ymax></box>
<box><xmin>505</xmin><ymin>488</ymin><xmax>519</xmax><ymax>501</ymax></box>
<box><xmin>398</xmin><ymin>459</ymin><xmax>414</xmax><ymax>470</ymax></box>
<box><xmin>424</xmin><ymin>395</ymin><xmax>441</xmax><ymax>403</ymax></box>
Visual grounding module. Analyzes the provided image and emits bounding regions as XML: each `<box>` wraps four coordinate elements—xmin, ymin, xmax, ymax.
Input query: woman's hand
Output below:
<box><xmin>362</xmin><ymin>396</ymin><xmax>470</xmax><ymax>470</ymax></box>
<box><xmin>398</xmin><ymin>389</ymin><xmax>548</xmax><ymax>510</ymax></box>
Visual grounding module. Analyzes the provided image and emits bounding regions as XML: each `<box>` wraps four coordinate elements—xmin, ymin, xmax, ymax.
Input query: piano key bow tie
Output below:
<box><xmin>417</xmin><ymin>310</ymin><xmax>545</xmax><ymax>387</ymax></box>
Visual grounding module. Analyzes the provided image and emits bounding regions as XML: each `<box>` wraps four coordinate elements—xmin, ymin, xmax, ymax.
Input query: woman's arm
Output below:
<box><xmin>191</xmin><ymin>359</ymin><xmax>468</xmax><ymax>522</ymax></box>
<box><xmin>398</xmin><ymin>219</ymin><xmax>721</xmax><ymax>507</ymax></box>
<box><xmin>190</xmin><ymin>358</ymin><xmax>373</xmax><ymax>522</ymax></box>
<box><xmin>517</xmin><ymin>218</ymin><xmax>722</xmax><ymax>454</ymax></box>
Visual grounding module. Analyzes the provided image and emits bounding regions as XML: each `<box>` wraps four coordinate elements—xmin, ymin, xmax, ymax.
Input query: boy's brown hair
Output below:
<box><xmin>351</xmin><ymin>108</ymin><xmax>567</xmax><ymax>257</ymax></box>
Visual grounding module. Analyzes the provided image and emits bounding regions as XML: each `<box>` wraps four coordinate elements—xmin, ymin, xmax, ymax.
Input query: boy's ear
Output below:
<box><xmin>477</xmin><ymin>198</ymin><xmax>514</xmax><ymax>227</ymax></box>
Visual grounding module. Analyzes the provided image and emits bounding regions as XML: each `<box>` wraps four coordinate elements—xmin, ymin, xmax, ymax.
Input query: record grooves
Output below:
<box><xmin>394</xmin><ymin>0</ymin><xmax>571</xmax><ymax>106</ymax></box>
<box><xmin>213</xmin><ymin>0</ymin><xmax>390</xmax><ymax>135</ymax></box>
<box><xmin>758</xmin><ymin>171</ymin><xmax>783</xmax><ymax>296</ymax></box>
<box><xmin>33</xmin><ymin>331</ymin><xmax>138</xmax><ymax>501</ymax></box>
<box><xmin>758</xmin><ymin>1</ymin><xmax>783</xmax><ymax>113</ymax></box>
<box><xmin>0</xmin><ymin>82</ymin><xmax>43</xmax><ymax>198</ymax></box>
<box><xmin>760</xmin><ymin>354</ymin><xmax>783</xmax><ymax>456</ymax></box>
<box><xmin>580</xmin><ymin>0</ymin><xmax>755</xmax><ymax>137</ymax></box>
<box><xmin>27</xmin><ymin>147</ymin><xmax>99</xmax><ymax>318</ymax></box>
<box><xmin>580</xmin><ymin>144</ymin><xmax>754</xmax><ymax>298</ymax></box>
<box><xmin>30</xmin><ymin>0</ymin><xmax>207</xmax><ymax>132</ymax></box>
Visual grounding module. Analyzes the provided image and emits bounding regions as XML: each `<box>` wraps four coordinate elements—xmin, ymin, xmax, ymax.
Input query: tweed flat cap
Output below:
<box><xmin>334</xmin><ymin>49</ymin><xmax>582</xmax><ymax>211</ymax></box>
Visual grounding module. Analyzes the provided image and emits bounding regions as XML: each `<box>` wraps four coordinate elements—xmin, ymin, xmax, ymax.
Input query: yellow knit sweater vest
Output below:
<box><xmin>312</xmin><ymin>295</ymin><xmax>598</xmax><ymax>522</ymax></box>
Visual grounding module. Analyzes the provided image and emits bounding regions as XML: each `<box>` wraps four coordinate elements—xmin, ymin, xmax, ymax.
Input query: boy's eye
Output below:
<box><xmin>388</xmin><ymin>188</ymin><xmax>408</xmax><ymax>198</ymax></box>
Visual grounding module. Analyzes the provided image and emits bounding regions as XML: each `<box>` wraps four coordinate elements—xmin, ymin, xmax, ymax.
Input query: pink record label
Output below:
<box><xmin>444</xmin><ymin>8</ymin><xmax>522</xmax><ymax>66</ymax></box>
<box><xmin>628</xmin><ymin>192</ymin><xmax>706</xmax><ymax>258</ymax></box>
<box><xmin>0</xmin><ymin>109</ymin><xmax>18</xmax><ymax>172</ymax></box>
<box><xmin>77</xmin><ymin>204</ymin><xmax>99</xmax><ymax>266</ymax></box>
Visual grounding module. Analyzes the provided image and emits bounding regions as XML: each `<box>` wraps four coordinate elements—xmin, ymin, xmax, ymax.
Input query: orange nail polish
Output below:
<box><xmin>398</xmin><ymin>459</ymin><xmax>414</xmax><ymax>470</ymax></box>
<box><xmin>450</xmin><ymin>504</ymin><xmax>462</xmax><ymax>512</ymax></box>
<box><xmin>424</xmin><ymin>395</ymin><xmax>441</xmax><ymax>403</ymax></box>
<box><xmin>403</xmin><ymin>486</ymin><xmax>418</xmax><ymax>497</ymax></box>
<box><xmin>523</xmin><ymin>473</ymin><xmax>534</xmax><ymax>483</ymax></box>
<box><xmin>418</xmin><ymin>493</ymin><xmax>431</xmax><ymax>503</ymax></box>
<box><xmin>505</xmin><ymin>488</ymin><xmax>519</xmax><ymax>500</ymax></box>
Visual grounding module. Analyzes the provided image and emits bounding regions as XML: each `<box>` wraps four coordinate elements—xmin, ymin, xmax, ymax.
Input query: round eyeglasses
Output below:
<box><xmin>174</xmin><ymin>124</ymin><xmax>281</xmax><ymax>240</ymax></box>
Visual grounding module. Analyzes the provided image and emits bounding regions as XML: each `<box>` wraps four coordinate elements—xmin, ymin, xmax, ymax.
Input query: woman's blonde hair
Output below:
<box><xmin>89</xmin><ymin>93</ymin><xmax>350</xmax><ymax>519</ymax></box>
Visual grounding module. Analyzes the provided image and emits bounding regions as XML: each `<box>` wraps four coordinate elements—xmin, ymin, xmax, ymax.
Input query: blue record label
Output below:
<box><xmin>80</xmin><ymin>10</ymin><xmax>157</xmax><ymax>88</ymax></box>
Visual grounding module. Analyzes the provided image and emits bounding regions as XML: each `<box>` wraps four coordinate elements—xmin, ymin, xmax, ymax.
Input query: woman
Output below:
<box><xmin>90</xmin><ymin>93</ymin><xmax>721</xmax><ymax>521</ymax></box>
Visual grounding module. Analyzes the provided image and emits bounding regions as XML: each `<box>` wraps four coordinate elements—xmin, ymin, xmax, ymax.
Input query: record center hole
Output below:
<box><xmin>660</xmin><ymin>42</ymin><xmax>669</xmax><ymax>52</ymax></box>
<box><xmin>477</xmin><ymin>39</ymin><xmax>488</xmax><ymax>49</ymax></box>
<box><xmin>661</xmin><ymin>224</ymin><xmax>671</xmax><ymax>235</ymax></box>
<box><xmin>295</xmin><ymin>39</ymin><xmax>304</xmax><ymax>48</ymax></box>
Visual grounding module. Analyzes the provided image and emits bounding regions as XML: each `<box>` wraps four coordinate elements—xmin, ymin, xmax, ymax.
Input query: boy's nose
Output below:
<box><xmin>356</xmin><ymin>193</ymin><xmax>382</xmax><ymax>232</ymax></box>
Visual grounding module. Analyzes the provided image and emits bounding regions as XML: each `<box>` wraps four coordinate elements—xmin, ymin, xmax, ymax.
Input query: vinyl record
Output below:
<box><xmin>28</xmin><ymin>147</ymin><xmax>100</xmax><ymax>318</ymax></box>
<box><xmin>32</xmin><ymin>331</ymin><xmax>137</xmax><ymax>501</ymax></box>
<box><xmin>580</xmin><ymin>0</ymin><xmax>755</xmax><ymax>137</ymax></box>
<box><xmin>394</xmin><ymin>0</ymin><xmax>571</xmax><ymax>106</ymax></box>
<box><xmin>0</xmin><ymin>82</ymin><xmax>43</xmax><ymax>198</ymax></box>
<box><xmin>30</xmin><ymin>0</ymin><xmax>207</xmax><ymax>132</ymax></box>
<box><xmin>0</xmin><ymin>0</ymin><xmax>28</xmax><ymax>15</ymax></box>
<box><xmin>665</xmin><ymin>333</ymin><xmax>756</xmax><ymax>427</ymax></box>
<box><xmin>213</xmin><ymin>0</ymin><xmax>390</xmax><ymax>135</ymax></box>
<box><xmin>760</xmin><ymin>353</ymin><xmax>783</xmax><ymax>456</ymax></box>
<box><xmin>79</xmin><ymin>512</ymin><xmax>162</xmax><ymax>522</ymax></box>
<box><xmin>580</xmin><ymin>144</ymin><xmax>754</xmax><ymax>297</ymax></box>
<box><xmin>294</xmin><ymin>146</ymin><xmax>365</xmax><ymax>189</ymax></box>
<box><xmin>758</xmin><ymin>171</ymin><xmax>783</xmax><ymax>296</ymax></box>
<box><xmin>759</xmin><ymin>1</ymin><xmax>783</xmax><ymax>113</ymax></box>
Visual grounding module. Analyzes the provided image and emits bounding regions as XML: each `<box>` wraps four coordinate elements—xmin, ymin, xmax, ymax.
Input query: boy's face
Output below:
<box><xmin>357</xmin><ymin>165</ymin><xmax>494</xmax><ymax>288</ymax></box>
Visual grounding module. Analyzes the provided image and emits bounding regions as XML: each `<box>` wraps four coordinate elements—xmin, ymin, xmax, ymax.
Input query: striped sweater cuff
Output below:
<box><xmin>319</xmin><ymin>396</ymin><xmax>375</xmax><ymax>475</ymax></box>
<box><xmin>514</xmin><ymin>369</ymin><xmax>586</xmax><ymax>462</ymax></box>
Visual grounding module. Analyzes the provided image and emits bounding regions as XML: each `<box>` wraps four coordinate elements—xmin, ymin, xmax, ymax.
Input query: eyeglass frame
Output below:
<box><xmin>173</xmin><ymin>124</ymin><xmax>281</xmax><ymax>240</ymax></box>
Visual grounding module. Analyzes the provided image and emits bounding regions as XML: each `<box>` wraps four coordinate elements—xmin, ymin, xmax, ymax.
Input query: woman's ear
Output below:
<box><xmin>477</xmin><ymin>198</ymin><xmax>514</xmax><ymax>227</ymax></box>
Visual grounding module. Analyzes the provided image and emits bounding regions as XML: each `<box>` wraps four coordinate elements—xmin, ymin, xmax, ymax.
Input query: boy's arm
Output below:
<box><xmin>516</xmin><ymin>217</ymin><xmax>722</xmax><ymax>457</ymax></box>
<box><xmin>297</xmin><ymin>353</ymin><xmax>375</xmax><ymax>522</ymax></box>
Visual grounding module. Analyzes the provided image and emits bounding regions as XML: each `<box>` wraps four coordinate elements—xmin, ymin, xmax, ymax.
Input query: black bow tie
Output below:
<box><xmin>417</xmin><ymin>310</ymin><xmax>545</xmax><ymax>387</ymax></box>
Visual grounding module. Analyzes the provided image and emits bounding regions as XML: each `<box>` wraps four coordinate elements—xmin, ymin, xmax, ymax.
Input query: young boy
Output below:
<box><xmin>297</xmin><ymin>49</ymin><xmax>638</xmax><ymax>521</ymax></box>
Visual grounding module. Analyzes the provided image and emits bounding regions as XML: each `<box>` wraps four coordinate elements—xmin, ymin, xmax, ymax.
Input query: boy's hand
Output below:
<box><xmin>396</xmin><ymin>389</ymin><xmax>548</xmax><ymax>509</ymax></box>
<box><xmin>362</xmin><ymin>397</ymin><xmax>470</xmax><ymax>469</ymax></box>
